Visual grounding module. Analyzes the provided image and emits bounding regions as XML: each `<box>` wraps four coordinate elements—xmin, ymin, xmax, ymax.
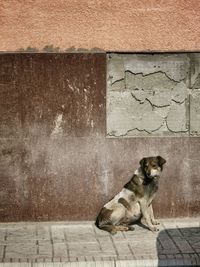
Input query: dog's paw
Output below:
<box><xmin>128</xmin><ymin>226</ymin><xmax>135</xmax><ymax>231</ymax></box>
<box><xmin>151</xmin><ymin>219</ymin><xmax>160</xmax><ymax>225</ymax></box>
<box><xmin>110</xmin><ymin>228</ymin><xmax>117</xmax><ymax>235</ymax></box>
<box><xmin>149</xmin><ymin>225</ymin><xmax>159</xmax><ymax>232</ymax></box>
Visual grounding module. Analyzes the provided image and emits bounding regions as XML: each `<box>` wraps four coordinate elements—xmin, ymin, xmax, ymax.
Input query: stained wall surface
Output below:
<box><xmin>0</xmin><ymin>53</ymin><xmax>200</xmax><ymax>222</ymax></box>
<box><xmin>0</xmin><ymin>1</ymin><xmax>200</xmax><ymax>52</ymax></box>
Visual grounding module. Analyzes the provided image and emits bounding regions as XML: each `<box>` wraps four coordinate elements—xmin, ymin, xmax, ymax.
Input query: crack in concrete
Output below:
<box><xmin>145</xmin><ymin>97</ymin><xmax>171</xmax><ymax>108</ymax></box>
<box><xmin>111</xmin><ymin>78</ymin><xmax>125</xmax><ymax>86</ymax></box>
<box><xmin>125</xmin><ymin>70</ymin><xmax>185</xmax><ymax>84</ymax></box>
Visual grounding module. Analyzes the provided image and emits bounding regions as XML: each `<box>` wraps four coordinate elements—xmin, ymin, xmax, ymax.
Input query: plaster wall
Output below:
<box><xmin>0</xmin><ymin>0</ymin><xmax>200</xmax><ymax>52</ymax></box>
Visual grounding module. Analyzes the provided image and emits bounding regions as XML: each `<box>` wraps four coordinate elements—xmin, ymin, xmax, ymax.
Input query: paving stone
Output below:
<box><xmin>0</xmin><ymin>245</ymin><xmax>3</xmax><ymax>259</ymax></box>
<box><xmin>114</xmin><ymin>242</ymin><xmax>133</xmax><ymax>256</ymax></box>
<box><xmin>5</xmin><ymin>243</ymin><xmax>37</xmax><ymax>258</ymax></box>
<box><xmin>37</xmin><ymin>226</ymin><xmax>50</xmax><ymax>241</ymax></box>
<box><xmin>0</xmin><ymin>264</ymin><xmax>31</xmax><ymax>267</ymax></box>
<box><xmin>51</xmin><ymin>226</ymin><xmax>66</xmax><ymax>242</ymax></box>
<box><xmin>53</xmin><ymin>243</ymin><xmax>68</xmax><ymax>258</ymax></box>
<box><xmin>68</xmin><ymin>242</ymin><xmax>101</xmax><ymax>257</ymax></box>
<box><xmin>0</xmin><ymin>229</ymin><xmax>6</xmax><ymax>241</ymax></box>
<box><xmin>38</xmin><ymin>241</ymin><xmax>52</xmax><ymax>257</ymax></box>
<box><xmin>0</xmin><ymin>219</ymin><xmax>200</xmax><ymax>266</ymax></box>
<box><xmin>6</xmin><ymin>226</ymin><xmax>37</xmax><ymax>241</ymax></box>
<box><xmin>65</xmin><ymin>225</ymin><xmax>96</xmax><ymax>243</ymax></box>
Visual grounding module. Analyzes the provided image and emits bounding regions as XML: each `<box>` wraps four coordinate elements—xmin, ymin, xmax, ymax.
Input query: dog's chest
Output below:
<box><xmin>144</xmin><ymin>179</ymin><xmax>158</xmax><ymax>199</ymax></box>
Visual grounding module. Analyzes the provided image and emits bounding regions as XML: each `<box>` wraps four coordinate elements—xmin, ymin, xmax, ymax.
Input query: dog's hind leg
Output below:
<box><xmin>99</xmin><ymin>224</ymin><xmax>133</xmax><ymax>235</ymax></box>
<box><xmin>98</xmin><ymin>224</ymin><xmax>118</xmax><ymax>235</ymax></box>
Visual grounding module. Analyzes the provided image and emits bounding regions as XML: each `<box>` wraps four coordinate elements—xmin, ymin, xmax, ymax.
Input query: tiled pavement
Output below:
<box><xmin>0</xmin><ymin>218</ymin><xmax>200</xmax><ymax>266</ymax></box>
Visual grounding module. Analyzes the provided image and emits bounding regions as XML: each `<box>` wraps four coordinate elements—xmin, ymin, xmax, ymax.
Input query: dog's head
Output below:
<box><xmin>140</xmin><ymin>156</ymin><xmax>166</xmax><ymax>179</ymax></box>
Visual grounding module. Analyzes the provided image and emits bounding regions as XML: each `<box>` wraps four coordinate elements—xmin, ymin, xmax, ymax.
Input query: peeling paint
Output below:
<box><xmin>51</xmin><ymin>113</ymin><xmax>63</xmax><ymax>136</ymax></box>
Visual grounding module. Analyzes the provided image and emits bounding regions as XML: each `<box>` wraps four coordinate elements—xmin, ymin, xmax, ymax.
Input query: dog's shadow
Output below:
<box><xmin>157</xmin><ymin>227</ymin><xmax>200</xmax><ymax>266</ymax></box>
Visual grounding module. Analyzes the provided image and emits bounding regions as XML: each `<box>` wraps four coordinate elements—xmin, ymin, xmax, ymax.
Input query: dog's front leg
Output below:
<box><xmin>148</xmin><ymin>204</ymin><xmax>160</xmax><ymax>226</ymax></box>
<box><xmin>140</xmin><ymin>201</ymin><xmax>159</xmax><ymax>232</ymax></box>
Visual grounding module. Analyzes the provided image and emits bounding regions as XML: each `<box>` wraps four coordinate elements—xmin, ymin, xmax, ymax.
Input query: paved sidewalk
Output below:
<box><xmin>0</xmin><ymin>218</ymin><xmax>199</xmax><ymax>266</ymax></box>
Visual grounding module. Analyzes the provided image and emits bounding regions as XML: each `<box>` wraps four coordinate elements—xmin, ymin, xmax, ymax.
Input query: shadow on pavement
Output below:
<box><xmin>157</xmin><ymin>227</ymin><xmax>200</xmax><ymax>266</ymax></box>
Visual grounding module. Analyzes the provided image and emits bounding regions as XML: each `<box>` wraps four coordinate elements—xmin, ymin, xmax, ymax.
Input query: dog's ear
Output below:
<box><xmin>157</xmin><ymin>156</ymin><xmax>166</xmax><ymax>167</ymax></box>
<box><xmin>140</xmin><ymin>157</ymin><xmax>147</xmax><ymax>169</ymax></box>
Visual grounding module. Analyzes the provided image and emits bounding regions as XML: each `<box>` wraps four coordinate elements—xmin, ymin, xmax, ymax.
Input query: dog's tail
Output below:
<box><xmin>95</xmin><ymin>213</ymin><xmax>101</xmax><ymax>229</ymax></box>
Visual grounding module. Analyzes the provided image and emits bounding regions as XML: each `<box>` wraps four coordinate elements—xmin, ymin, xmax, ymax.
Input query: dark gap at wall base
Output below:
<box><xmin>0</xmin><ymin>53</ymin><xmax>200</xmax><ymax>222</ymax></box>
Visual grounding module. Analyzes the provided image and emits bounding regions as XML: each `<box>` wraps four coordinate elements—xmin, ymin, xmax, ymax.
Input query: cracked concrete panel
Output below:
<box><xmin>172</xmin><ymin>81</ymin><xmax>188</xmax><ymax>103</ymax></box>
<box><xmin>154</xmin><ymin>106</ymin><xmax>171</xmax><ymax>119</ymax></box>
<box><xmin>110</xmin><ymin>80</ymin><xmax>125</xmax><ymax>91</ymax></box>
<box><xmin>131</xmin><ymin>89</ymin><xmax>147</xmax><ymax>103</ymax></box>
<box><xmin>122</xmin><ymin>54</ymin><xmax>190</xmax><ymax>82</ymax></box>
<box><xmin>125</xmin><ymin>71</ymin><xmax>176</xmax><ymax>91</ymax></box>
<box><xmin>126</xmin><ymin>71</ymin><xmax>176</xmax><ymax>107</ymax></box>
<box><xmin>189</xmin><ymin>53</ymin><xmax>200</xmax><ymax>89</ymax></box>
<box><xmin>107</xmin><ymin>91</ymin><xmax>152</xmax><ymax>136</ymax></box>
<box><xmin>166</xmin><ymin>102</ymin><xmax>188</xmax><ymax>133</ymax></box>
<box><xmin>107</xmin><ymin>54</ymin><xmax>124</xmax><ymax>84</ymax></box>
<box><xmin>107</xmin><ymin>108</ymin><xmax>134</xmax><ymax>136</ymax></box>
<box><xmin>147</xmin><ymin>88</ymin><xmax>172</xmax><ymax>107</ymax></box>
<box><xmin>106</xmin><ymin>53</ymin><xmax>193</xmax><ymax>137</ymax></box>
<box><xmin>107</xmin><ymin>91</ymin><xmax>152</xmax><ymax>118</ymax></box>
<box><xmin>190</xmin><ymin>90</ymin><xmax>200</xmax><ymax>135</ymax></box>
<box><xmin>134</xmin><ymin>111</ymin><xmax>163</xmax><ymax>132</ymax></box>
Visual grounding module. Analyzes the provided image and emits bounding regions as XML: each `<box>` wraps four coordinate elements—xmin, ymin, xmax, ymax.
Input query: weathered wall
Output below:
<box><xmin>0</xmin><ymin>0</ymin><xmax>200</xmax><ymax>52</ymax></box>
<box><xmin>0</xmin><ymin>53</ymin><xmax>200</xmax><ymax>222</ymax></box>
<box><xmin>107</xmin><ymin>53</ymin><xmax>200</xmax><ymax>137</ymax></box>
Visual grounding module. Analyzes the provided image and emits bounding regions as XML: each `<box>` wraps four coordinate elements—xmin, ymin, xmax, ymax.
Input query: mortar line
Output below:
<box><xmin>188</xmin><ymin>93</ymin><xmax>191</xmax><ymax>135</ymax></box>
<box><xmin>177</xmin><ymin>227</ymin><xmax>195</xmax><ymax>252</ymax></box>
<box><xmin>164</xmin><ymin>227</ymin><xmax>182</xmax><ymax>254</ymax></box>
<box><xmin>122</xmin><ymin>231</ymin><xmax>135</xmax><ymax>257</ymax></box>
<box><xmin>35</xmin><ymin>224</ymin><xmax>39</xmax><ymax>257</ymax></box>
<box><xmin>63</xmin><ymin>228</ymin><xmax>70</xmax><ymax>260</ymax></box>
<box><xmin>49</xmin><ymin>225</ymin><xmax>54</xmax><ymax>259</ymax></box>
<box><xmin>2</xmin><ymin>227</ymin><xmax>7</xmax><ymax>262</ymax></box>
<box><xmin>109</xmin><ymin>235</ymin><xmax>119</xmax><ymax>259</ymax></box>
<box><xmin>92</xmin><ymin>224</ymin><xmax>103</xmax><ymax>252</ymax></box>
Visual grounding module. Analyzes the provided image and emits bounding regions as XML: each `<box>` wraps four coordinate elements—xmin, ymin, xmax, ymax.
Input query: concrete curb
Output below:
<box><xmin>0</xmin><ymin>256</ymin><xmax>200</xmax><ymax>267</ymax></box>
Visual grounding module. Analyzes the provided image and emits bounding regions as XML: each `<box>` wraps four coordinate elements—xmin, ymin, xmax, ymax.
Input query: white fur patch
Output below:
<box><xmin>150</xmin><ymin>167</ymin><xmax>161</xmax><ymax>177</ymax></box>
<box><xmin>104</xmin><ymin>188</ymin><xmax>134</xmax><ymax>210</ymax></box>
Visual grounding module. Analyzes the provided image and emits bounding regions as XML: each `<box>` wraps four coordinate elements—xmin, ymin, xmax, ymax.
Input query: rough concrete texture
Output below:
<box><xmin>107</xmin><ymin>53</ymin><xmax>200</xmax><ymax>137</ymax></box>
<box><xmin>190</xmin><ymin>91</ymin><xmax>200</xmax><ymax>135</ymax></box>
<box><xmin>189</xmin><ymin>54</ymin><xmax>200</xmax><ymax>136</ymax></box>
<box><xmin>166</xmin><ymin>102</ymin><xmax>187</xmax><ymax>133</ymax></box>
<box><xmin>0</xmin><ymin>1</ymin><xmax>200</xmax><ymax>52</ymax></box>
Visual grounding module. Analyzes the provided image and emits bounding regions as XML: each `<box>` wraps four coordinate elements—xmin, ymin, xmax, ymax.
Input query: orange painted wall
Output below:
<box><xmin>0</xmin><ymin>0</ymin><xmax>200</xmax><ymax>52</ymax></box>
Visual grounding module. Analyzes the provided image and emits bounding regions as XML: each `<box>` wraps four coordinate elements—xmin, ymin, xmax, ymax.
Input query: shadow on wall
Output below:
<box><xmin>157</xmin><ymin>227</ymin><xmax>200</xmax><ymax>266</ymax></box>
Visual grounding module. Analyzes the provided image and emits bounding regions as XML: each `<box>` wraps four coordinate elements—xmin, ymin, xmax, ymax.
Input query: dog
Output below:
<box><xmin>95</xmin><ymin>156</ymin><xmax>166</xmax><ymax>235</ymax></box>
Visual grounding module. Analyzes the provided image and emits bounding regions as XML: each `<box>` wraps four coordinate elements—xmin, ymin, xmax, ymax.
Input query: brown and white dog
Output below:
<box><xmin>95</xmin><ymin>156</ymin><xmax>166</xmax><ymax>235</ymax></box>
